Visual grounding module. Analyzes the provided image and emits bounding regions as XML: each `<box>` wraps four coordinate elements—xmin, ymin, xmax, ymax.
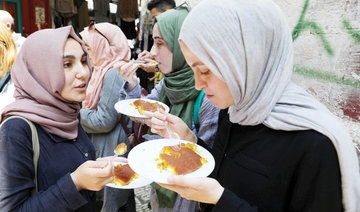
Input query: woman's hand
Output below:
<box><xmin>97</xmin><ymin>156</ymin><xmax>128</xmax><ymax>163</ymax></box>
<box><xmin>137</xmin><ymin>50</ymin><xmax>151</xmax><ymax>61</ymax></box>
<box><xmin>143</xmin><ymin>110</ymin><xmax>197</xmax><ymax>143</ymax></box>
<box><xmin>70</xmin><ymin>160</ymin><xmax>113</xmax><ymax>191</ymax></box>
<box><xmin>128</xmin><ymin>115</ymin><xmax>152</xmax><ymax>127</ymax></box>
<box><xmin>117</xmin><ymin>62</ymin><xmax>139</xmax><ymax>91</ymax></box>
<box><xmin>158</xmin><ymin>176</ymin><xmax>224</xmax><ymax>204</ymax></box>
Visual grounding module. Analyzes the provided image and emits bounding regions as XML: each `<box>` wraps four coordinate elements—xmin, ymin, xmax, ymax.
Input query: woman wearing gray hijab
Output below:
<box><xmin>146</xmin><ymin>0</ymin><xmax>360</xmax><ymax>211</ymax></box>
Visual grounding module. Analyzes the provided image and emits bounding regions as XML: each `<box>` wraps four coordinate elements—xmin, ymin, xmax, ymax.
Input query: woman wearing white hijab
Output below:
<box><xmin>146</xmin><ymin>0</ymin><xmax>360</xmax><ymax>211</ymax></box>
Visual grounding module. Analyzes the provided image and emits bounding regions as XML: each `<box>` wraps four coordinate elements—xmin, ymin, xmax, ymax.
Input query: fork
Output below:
<box><xmin>164</xmin><ymin>122</ymin><xmax>181</xmax><ymax>151</ymax></box>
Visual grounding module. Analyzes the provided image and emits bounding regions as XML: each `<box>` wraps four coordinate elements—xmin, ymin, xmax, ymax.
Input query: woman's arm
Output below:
<box><xmin>80</xmin><ymin>69</ymin><xmax>124</xmax><ymax>133</ymax></box>
<box><xmin>0</xmin><ymin>119</ymin><xmax>89</xmax><ymax>211</ymax></box>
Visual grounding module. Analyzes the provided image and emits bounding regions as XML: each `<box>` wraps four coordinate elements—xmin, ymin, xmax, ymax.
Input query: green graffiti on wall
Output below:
<box><xmin>294</xmin><ymin>65</ymin><xmax>360</xmax><ymax>88</ymax></box>
<box><xmin>292</xmin><ymin>0</ymin><xmax>334</xmax><ymax>56</ymax></box>
<box><xmin>343</xmin><ymin>20</ymin><xmax>360</xmax><ymax>44</ymax></box>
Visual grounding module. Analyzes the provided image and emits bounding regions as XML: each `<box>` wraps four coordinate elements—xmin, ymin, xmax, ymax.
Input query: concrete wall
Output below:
<box><xmin>187</xmin><ymin>0</ymin><xmax>360</xmax><ymax>151</ymax></box>
<box><xmin>274</xmin><ymin>0</ymin><xmax>360</xmax><ymax>151</ymax></box>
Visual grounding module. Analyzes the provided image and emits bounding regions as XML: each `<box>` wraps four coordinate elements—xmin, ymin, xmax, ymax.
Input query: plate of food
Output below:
<box><xmin>114</xmin><ymin>98</ymin><xmax>170</xmax><ymax>118</ymax></box>
<box><xmin>106</xmin><ymin>162</ymin><xmax>153</xmax><ymax>189</ymax></box>
<box><xmin>127</xmin><ymin>139</ymin><xmax>215</xmax><ymax>184</ymax></box>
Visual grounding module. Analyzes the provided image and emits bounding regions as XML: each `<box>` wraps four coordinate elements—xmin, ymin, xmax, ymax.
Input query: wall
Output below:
<box><xmin>187</xmin><ymin>0</ymin><xmax>360</xmax><ymax>152</ymax></box>
<box><xmin>274</xmin><ymin>0</ymin><xmax>360</xmax><ymax>151</ymax></box>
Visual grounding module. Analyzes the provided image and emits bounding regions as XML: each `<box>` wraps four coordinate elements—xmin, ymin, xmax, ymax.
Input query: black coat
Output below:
<box><xmin>200</xmin><ymin>109</ymin><xmax>342</xmax><ymax>212</ymax></box>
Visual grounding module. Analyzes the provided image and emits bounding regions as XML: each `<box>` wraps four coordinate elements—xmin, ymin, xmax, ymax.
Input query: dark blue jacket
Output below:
<box><xmin>0</xmin><ymin>117</ymin><xmax>96</xmax><ymax>211</ymax></box>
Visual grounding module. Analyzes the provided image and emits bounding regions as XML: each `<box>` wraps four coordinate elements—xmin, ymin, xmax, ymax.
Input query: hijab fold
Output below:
<box><xmin>156</xmin><ymin>8</ymin><xmax>199</xmax><ymax>128</ymax></box>
<box><xmin>179</xmin><ymin>0</ymin><xmax>360</xmax><ymax>211</ymax></box>
<box><xmin>1</xmin><ymin>26</ymin><xmax>90</xmax><ymax>139</ymax></box>
<box><xmin>80</xmin><ymin>23</ymin><xmax>130</xmax><ymax>110</ymax></box>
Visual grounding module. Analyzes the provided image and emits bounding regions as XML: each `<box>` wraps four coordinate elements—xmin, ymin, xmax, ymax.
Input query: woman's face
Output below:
<box><xmin>150</xmin><ymin>23</ymin><xmax>173</xmax><ymax>74</ymax></box>
<box><xmin>180</xmin><ymin>41</ymin><xmax>234</xmax><ymax>109</ymax></box>
<box><xmin>60</xmin><ymin>38</ymin><xmax>90</xmax><ymax>102</ymax></box>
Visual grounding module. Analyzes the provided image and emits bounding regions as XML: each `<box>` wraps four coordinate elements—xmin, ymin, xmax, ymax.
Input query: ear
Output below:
<box><xmin>88</xmin><ymin>23</ymin><xmax>95</xmax><ymax>31</ymax></box>
<box><xmin>5</xmin><ymin>23</ymin><xmax>11</xmax><ymax>31</ymax></box>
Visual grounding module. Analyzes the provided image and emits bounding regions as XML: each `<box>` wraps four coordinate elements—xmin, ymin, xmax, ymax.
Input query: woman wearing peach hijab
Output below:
<box><xmin>79</xmin><ymin>23</ymin><xmax>135</xmax><ymax>212</ymax></box>
<box><xmin>0</xmin><ymin>26</ymin><xmax>124</xmax><ymax>211</ymax></box>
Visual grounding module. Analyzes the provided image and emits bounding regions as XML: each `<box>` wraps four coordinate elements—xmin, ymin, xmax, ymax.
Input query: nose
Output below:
<box><xmin>194</xmin><ymin>71</ymin><xmax>206</xmax><ymax>91</ymax></box>
<box><xmin>149</xmin><ymin>45</ymin><xmax>157</xmax><ymax>58</ymax></box>
<box><xmin>76</xmin><ymin>63</ymin><xmax>90</xmax><ymax>80</ymax></box>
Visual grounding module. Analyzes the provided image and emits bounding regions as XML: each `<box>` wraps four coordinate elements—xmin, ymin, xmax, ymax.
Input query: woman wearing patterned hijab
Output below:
<box><xmin>79</xmin><ymin>22</ymin><xmax>134</xmax><ymax>212</ymax></box>
<box><xmin>147</xmin><ymin>0</ymin><xmax>360</xmax><ymax>211</ymax></box>
<box><xmin>119</xmin><ymin>7</ymin><xmax>220</xmax><ymax>212</ymax></box>
<box><xmin>0</xmin><ymin>26</ymin><xmax>122</xmax><ymax>211</ymax></box>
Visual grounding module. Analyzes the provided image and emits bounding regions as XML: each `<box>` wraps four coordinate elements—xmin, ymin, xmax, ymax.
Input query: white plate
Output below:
<box><xmin>128</xmin><ymin>139</ymin><xmax>215</xmax><ymax>184</ymax></box>
<box><xmin>114</xmin><ymin>98</ymin><xmax>170</xmax><ymax>118</ymax></box>
<box><xmin>106</xmin><ymin>162</ymin><xmax>153</xmax><ymax>189</ymax></box>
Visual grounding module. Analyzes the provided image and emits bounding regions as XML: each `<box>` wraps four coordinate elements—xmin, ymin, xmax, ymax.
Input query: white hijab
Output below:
<box><xmin>179</xmin><ymin>0</ymin><xmax>360</xmax><ymax>211</ymax></box>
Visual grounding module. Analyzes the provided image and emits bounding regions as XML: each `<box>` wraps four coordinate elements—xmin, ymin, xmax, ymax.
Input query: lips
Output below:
<box><xmin>75</xmin><ymin>83</ymin><xmax>86</xmax><ymax>89</ymax></box>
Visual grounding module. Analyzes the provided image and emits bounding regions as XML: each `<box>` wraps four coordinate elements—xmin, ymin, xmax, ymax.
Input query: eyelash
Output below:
<box><xmin>200</xmin><ymin>70</ymin><xmax>209</xmax><ymax>75</ymax></box>
<box><xmin>64</xmin><ymin>62</ymin><xmax>72</xmax><ymax>68</ymax></box>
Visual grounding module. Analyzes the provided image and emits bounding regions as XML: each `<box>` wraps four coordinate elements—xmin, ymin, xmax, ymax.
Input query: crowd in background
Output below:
<box><xmin>0</xmin><ymin>0</ymin><xmax>360</xmax><ymax>212</ymax></box>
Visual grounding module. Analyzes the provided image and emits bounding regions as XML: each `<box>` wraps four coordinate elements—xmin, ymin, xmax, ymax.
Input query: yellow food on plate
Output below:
<box><xmin>113</xmin><ymin>164</ymin><xmax>138</xmax><ymax>186</ymax></box>
<box><xmin>130</xmin><ymin>99</ymin><xmax>165</xmax><ymax>115</ymax></box>
<box><xmin>155</xmin><ymin>143</ymin><xmax>207</xmax><ymax>175</ymax></box>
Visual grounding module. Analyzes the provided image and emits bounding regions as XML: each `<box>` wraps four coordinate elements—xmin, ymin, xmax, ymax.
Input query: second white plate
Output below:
<box><xmin>114</xmin><ymin>98</ymin><xmax>170</xmax><ymax>118</ymax></box>
<box><xmin>106</xmin><ymin>162</ymin><xmax>153</xmax><ymax>189</ymax></box>
<box><xmin>128</xmin><ymin>139</ymin><xmax>215</xmax><ymax>184</ymax></box>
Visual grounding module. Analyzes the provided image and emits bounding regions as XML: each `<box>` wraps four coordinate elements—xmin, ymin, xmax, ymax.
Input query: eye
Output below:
<box><xmin>64</xmin><ymin>62</ymin><xmax>72</xmax><ymax>68</ymax></box>
<box><xmin>200</xmin><ymin>70</ymin><xmax>210</xmax><ymax>75</ymax></box>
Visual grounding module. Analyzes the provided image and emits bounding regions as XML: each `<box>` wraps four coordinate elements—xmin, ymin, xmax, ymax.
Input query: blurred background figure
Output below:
<box><xmin>79</xmin><ymin>22</ymin><xmax>135</xmax><ymax>212</ymax></box>
<box><xmin>148</xmin><ymin>0</ymin><xmax>176</xmax><ymax>18</ymax></box>
<box><xmin>0</xmin><ymin>10</ymin><xmax>26</xmax><ymax>52</ymax></box>
<box><xmin>0</xmin><ymin>24</ymin><xmax>17</xmax><ymax>110</ymax></box>
<box><xmin>136</xmin><ymin>0</ymin><xmax>176</xmax><ymax>94</ymax></box>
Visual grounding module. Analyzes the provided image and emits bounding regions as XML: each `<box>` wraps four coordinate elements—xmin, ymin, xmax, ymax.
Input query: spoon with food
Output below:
<box><xmin>112</xmin><ymin>143</ymin><xmax>127</xmax><ymax>161</ymax></box>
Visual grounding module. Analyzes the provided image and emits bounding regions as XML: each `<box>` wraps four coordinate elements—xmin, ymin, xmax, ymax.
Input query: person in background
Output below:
<box><xmin>0</xmin><ymin>10</ymin><xmax>26</xmax><ymax>52</ymax></box>
<box><xmin>136</xmin><ymin>0</ymin><xmax>176</xmax><ymax>93</ymax></box>
<box><xmin>79</xmin><ymin>22</ymin><xmax>135</xmax><ymax>212</ymax></box>
<box><xmin>148</xmin><ymin>0</ymin><xmax>176</xmax><ymax>18</ymax></box>
<box><xmin>0</xmin><ymin>26</ymin><xmax>122</xmax><ymax>211</ymax></box>
<box><xmin>119</xmin><ymin>8</ymin><xmax>220</xmax><ymax>212</ymax></box>
<box><xmin>0</xmin><ymin>24</ymin><xmax>17</xmax><ymax>110</ymax></box>
<box><xmin>147</xmin><ymin>0</ymin><xmax>360</xmax><ymax>211</ymax></box>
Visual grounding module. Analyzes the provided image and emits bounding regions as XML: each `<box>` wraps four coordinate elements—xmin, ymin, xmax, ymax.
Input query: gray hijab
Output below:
<box><xmin>179</xmin><ymin>0</ymin><xmax>360</xmax><ymax>211</ymax></box>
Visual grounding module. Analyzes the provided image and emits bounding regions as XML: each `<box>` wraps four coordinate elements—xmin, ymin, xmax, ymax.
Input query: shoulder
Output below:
<box><xmin>0</xmin><ymin>117</ymin><xmax>33</xmax><ymax>148</ymax></box>
<box><xmin>104</xmin><ymin>69</ymin><xmax>124</xmax><ymax>84</ymax></box>
<box><xmin>294</xmin><ymin>130</ymin><xmax>337</xmax><ymax>155</ymax></box>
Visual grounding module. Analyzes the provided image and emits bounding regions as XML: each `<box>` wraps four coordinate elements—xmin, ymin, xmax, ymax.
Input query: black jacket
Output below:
<box><xmin>200</xmin><ymin>109</ymin><xmax>342</xmax><ymax>212</ymax></box>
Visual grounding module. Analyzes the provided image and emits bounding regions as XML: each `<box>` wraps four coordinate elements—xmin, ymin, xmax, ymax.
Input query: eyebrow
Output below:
<box><xmin>63</xmin><ymin>53</ymin><xmax>87</xmax><ymax>59</ymax></box>
<box><xmin>153</xmin><ymin>36</ymin><xmax>163</xmax><ymax>40</ymax></box>
<box><xmin>190</xmin><ymin>61</ymin><xmax>204</xmax><ymax>68</ymax></box>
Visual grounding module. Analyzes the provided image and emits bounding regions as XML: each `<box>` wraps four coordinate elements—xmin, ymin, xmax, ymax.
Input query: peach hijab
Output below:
<box><xmin>0</xmin><ymin>26</ymin><xmax>91</xmax><ymax>139</ymax></box>
<box><xmin>80</xmin><ymin>23</ymin><xmax>130</xmax><ymax>110</ymax></box>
